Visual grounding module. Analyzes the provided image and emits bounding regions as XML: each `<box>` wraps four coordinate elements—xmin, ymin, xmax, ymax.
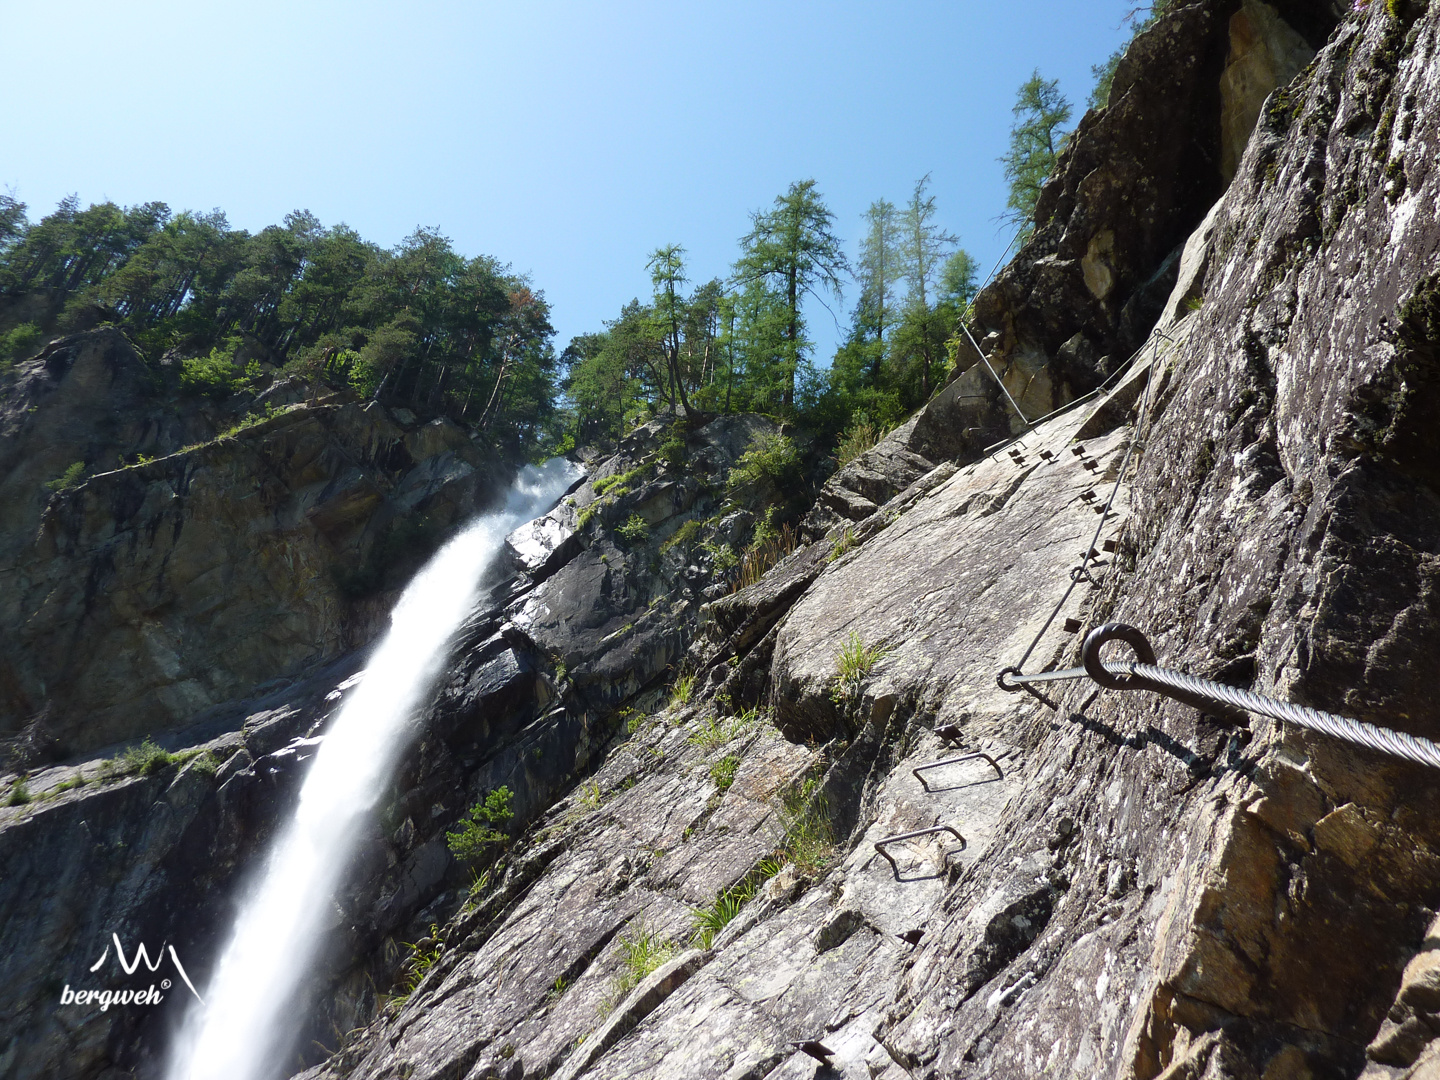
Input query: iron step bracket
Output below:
<box><xmin>913</xmin><ymin>752</ymin><xmax>1004</xmax><ymax>791</ymax></box>
<box><xmin>874</xmin><ymin>825</ymin><xmax>967</xmax><ymax>880</ymax></box>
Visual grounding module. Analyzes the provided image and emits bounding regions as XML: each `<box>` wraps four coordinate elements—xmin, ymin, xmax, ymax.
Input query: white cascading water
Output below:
<box><xmin>166</xmin><ymin>456</ymin><xmax>580</xmax><ymax>1080</ymax></box>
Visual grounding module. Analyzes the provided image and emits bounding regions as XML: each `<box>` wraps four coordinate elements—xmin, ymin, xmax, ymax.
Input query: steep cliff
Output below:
<box><xmin>3</xmin><ymin>2</ymin><xmax>1439</xmax><ymax>1079</ymax></box>
<box><xmin>0</xmin><ymin>331</ymin><xmax>505</xmax><ymax>760</ymax></box>
<box><xmin>295</xmin><ymin>4</ymin><xmax>1440</xmax><ymax>1080</ymax></box>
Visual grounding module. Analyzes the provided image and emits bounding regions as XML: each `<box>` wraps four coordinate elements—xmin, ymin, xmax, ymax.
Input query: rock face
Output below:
<box><xmin>0</xmin><ymin>407</ymin><xmax>795</xmax><ymax>1079</ymax></box>
<box><xmin>5</xmin><ymin>4</ymin><xmax>1440</xmax><ymax>1080</ymax></box>
<box><xmin>286</xmin><ymin>6</ymin><xmax>1440</xmax><ymax>1080</ymax></box>
<box><xmin>0</xmin><ymin>331</ymin><xmax>504</xmax><ymax>759</ymax></box>
<box><xmin>968</xmin><ymin>0</ymin><xmax>1341</xmax><ymax>420</ymax></box>
<box><xmin>1219</xmin><ymin>0</ymin><xmax>1318</xmax><ymax>181</ymax></box>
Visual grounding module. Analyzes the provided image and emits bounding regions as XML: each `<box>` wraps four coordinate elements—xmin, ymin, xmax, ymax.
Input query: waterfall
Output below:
<box><xmin>165</xmin><ymin>457</ymin><xmax>581</xmax><ymax>1080</ymax></box>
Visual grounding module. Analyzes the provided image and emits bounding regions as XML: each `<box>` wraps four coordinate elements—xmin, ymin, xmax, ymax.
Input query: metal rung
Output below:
<box><xmin>874</xmin><ymin>825</ymin><xmax>966</xmax><ymax>880</ymax></box>
<box><xmin>1071</xmin><ymin>445</ymin><xmax>1086</xmax><ymax>456</ymax></box>
<box><xmin>913</xmin><ymin>753</ymin><xmax>1004</xmax><ymax>791</ymax></box>
<box><xmin>1063</xmin><ymin>618</ymin><xmax>1083</xmax><ymax>633</ymax></box>
<box><xmin>1083</xmin><ymin>460</ymin><xmax>1099</xmax><ymax>471</ymax></box>
<box><xmin>1102</xmin><ymin>539</ymin><xmax>1118</xmax><ymax>553</ymax></box>
<box><xmin>997</xmin><ymin>666</ymin><xmax>1089</xmax><ymax>690</ymax></box>
<box><xmin>1080</xmin><ymin>489</ymin><xmax>1097</xmax><ymax>502</ymax></box>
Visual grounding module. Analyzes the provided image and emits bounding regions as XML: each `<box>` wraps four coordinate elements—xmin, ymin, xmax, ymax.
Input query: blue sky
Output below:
<box><xmin>1</xmin><ymin>0</ymin><xmax>1139</xmax><ymax>361</ymax></box>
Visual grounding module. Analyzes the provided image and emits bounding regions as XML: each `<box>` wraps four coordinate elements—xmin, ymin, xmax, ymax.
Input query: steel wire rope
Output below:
<box><xmin>999</xmin><ymin>328</ymin><xmax>1174</xmax><ymax>690</ymax></box>
<box><xmin>961</xmin><ymin>252</ymin><xmax>1154</xmax><ymax>453</ymax></box>
<box><xmin>999</xmin><ymin>623</ymin><xmax>1440</xmax><ymax>771</ymax></box>
<box><xmin>960</xmin><ymin>320</ymin><xmax>1036</xmax><ymax>428</ymax></box>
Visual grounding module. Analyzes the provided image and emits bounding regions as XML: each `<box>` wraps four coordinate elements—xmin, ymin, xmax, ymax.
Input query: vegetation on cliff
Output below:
<box><xmin>0</xmin><ymin>197</ymin><xmax>561</xmax><ymax>458</ymax></box>
<box><xmin>561</xmin><ymin>177</ymin><xmax>983</xmax><ymax>454</ymax></box>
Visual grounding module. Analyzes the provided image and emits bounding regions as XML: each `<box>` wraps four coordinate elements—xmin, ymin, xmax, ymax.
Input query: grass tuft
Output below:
<box><xmin>835</xmin><ymin>417</ymin><xmax>880</xmax><ymax>469</ymax></box>
<box><xmin>668</xmin><ymin>673</ymin><xmax>696</xmax><ymax>709</ymax></box>
<box><xmin>593</xmin><ymin>463</ymin><xmax>650</xmax><ymax>498</ymax></box>
<box><xmin>828</xmin><ymin>525</ymin><xmax>858</xmax><ymax>562</ymax></box>
<box><xmin>687</xmin><ymin>707</ymin><xmax>759</xmax><ymax>750</ymax></box>
<box><xmin>831</xmin><ymin>631</ymin><xmax>889</xmax><ymax>706</ymax></box>
<box><xmin>776</xmin><ymin>777</ymin><xmax>836</xmax><ymax>876</ymax></box>
<box><xmin>732</xmin><ymin>515</ymin><xmax>797</xmax><ymax>593</ymax></box>
<box><xmin>604</xmin><ymin>920</ymin><xmax>678</xmax><ymax>1010</ymax></box>
<box><xmin>395</xmin><ymin>924</ymin><xmax>444</xmax><ymax>1001</ymax></box>
<box><xmin>710</xmin><ymin>754</ymin><xmax>740</xmax><ymax>792</ymax></box>
<box><xmin>659</xmin><ymin>518</ymin><xmax>703</xmax><ymax>554</ymax></box>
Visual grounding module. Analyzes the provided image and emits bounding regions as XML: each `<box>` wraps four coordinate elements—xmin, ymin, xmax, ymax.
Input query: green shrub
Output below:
<box><xmin>179</xmin><ymin>347</ymin><xmax>244</xmax><ymax>398</ymax></box>
<box><xmin>658</xmin><ymin>425</ymin><xmax>687</xmax><ymax>469</ymax></box>
<box><xmin>726</xmin><ymin>433</ymin><xmax>800</xmax><ymax>500</ymax></box>
<box><xmin>5</xmin><ymin>779</ymin><xmax>31</xmax><ymax>806</ymax></box>
<box><xmin>446</xmin><ymin>786</ymin><xmax>514</xmax><ymax>864</ymax></box>
<box><xmin>118</xmin><ymin>737</ymin><xmax>176</xmax><ymax>776</ymax></box>
<box><xmin>44</xmin><ymin>461</ymin><xmax>86</xmax><ymax>493</ymax></box>
<box><xmin>704</xmin><ymin>541</ymin><xmax>738</xmax><ymax>573</ymax></box>
<box><xmin>183</xmin><ymin>749</ymin><xmax>220</xmax><ymax>777</ymax></box>
<box><xmin>829</xmin><ymin>525</ymin><xmax>858</xmax><ymax>562</ymax></box>
<box><xmin>617</xmin><ymin>513</ymin><xmax>650</xmax><ymax>544</ymax></box>
<box><xmin>0</xmin><ymin>322</ymin><xmax>43</xmax><ymax>363</ymax></box>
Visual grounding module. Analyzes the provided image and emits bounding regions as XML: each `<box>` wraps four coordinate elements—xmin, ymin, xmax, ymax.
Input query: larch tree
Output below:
<box><xmin>1000</xmin><ymin>72</ymin><xmax>1073</xmax><ymax>241</ymax></box>
<box><xmin>647</xmin><ymin>243</ymin><xmax>693</xmax><ymax>416</ymax></box>
<box><xmin>900</xmin><ymin>174</ymin><xmax>957</xmax><ymax>312</ymax></box>
<box><xmin>896</xmin><ymin>175</ymin><xmax>959</xmax><ymax>400</ymax></box>
<box><xmin>853</xmin><ymin>198</ymin><xmax>902</xmax><ymax>389</ymax></box>
<box><xmin>733</xmin><ymin>179</ymin><xmax>848</xmax><ymax>408</ymax></box>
